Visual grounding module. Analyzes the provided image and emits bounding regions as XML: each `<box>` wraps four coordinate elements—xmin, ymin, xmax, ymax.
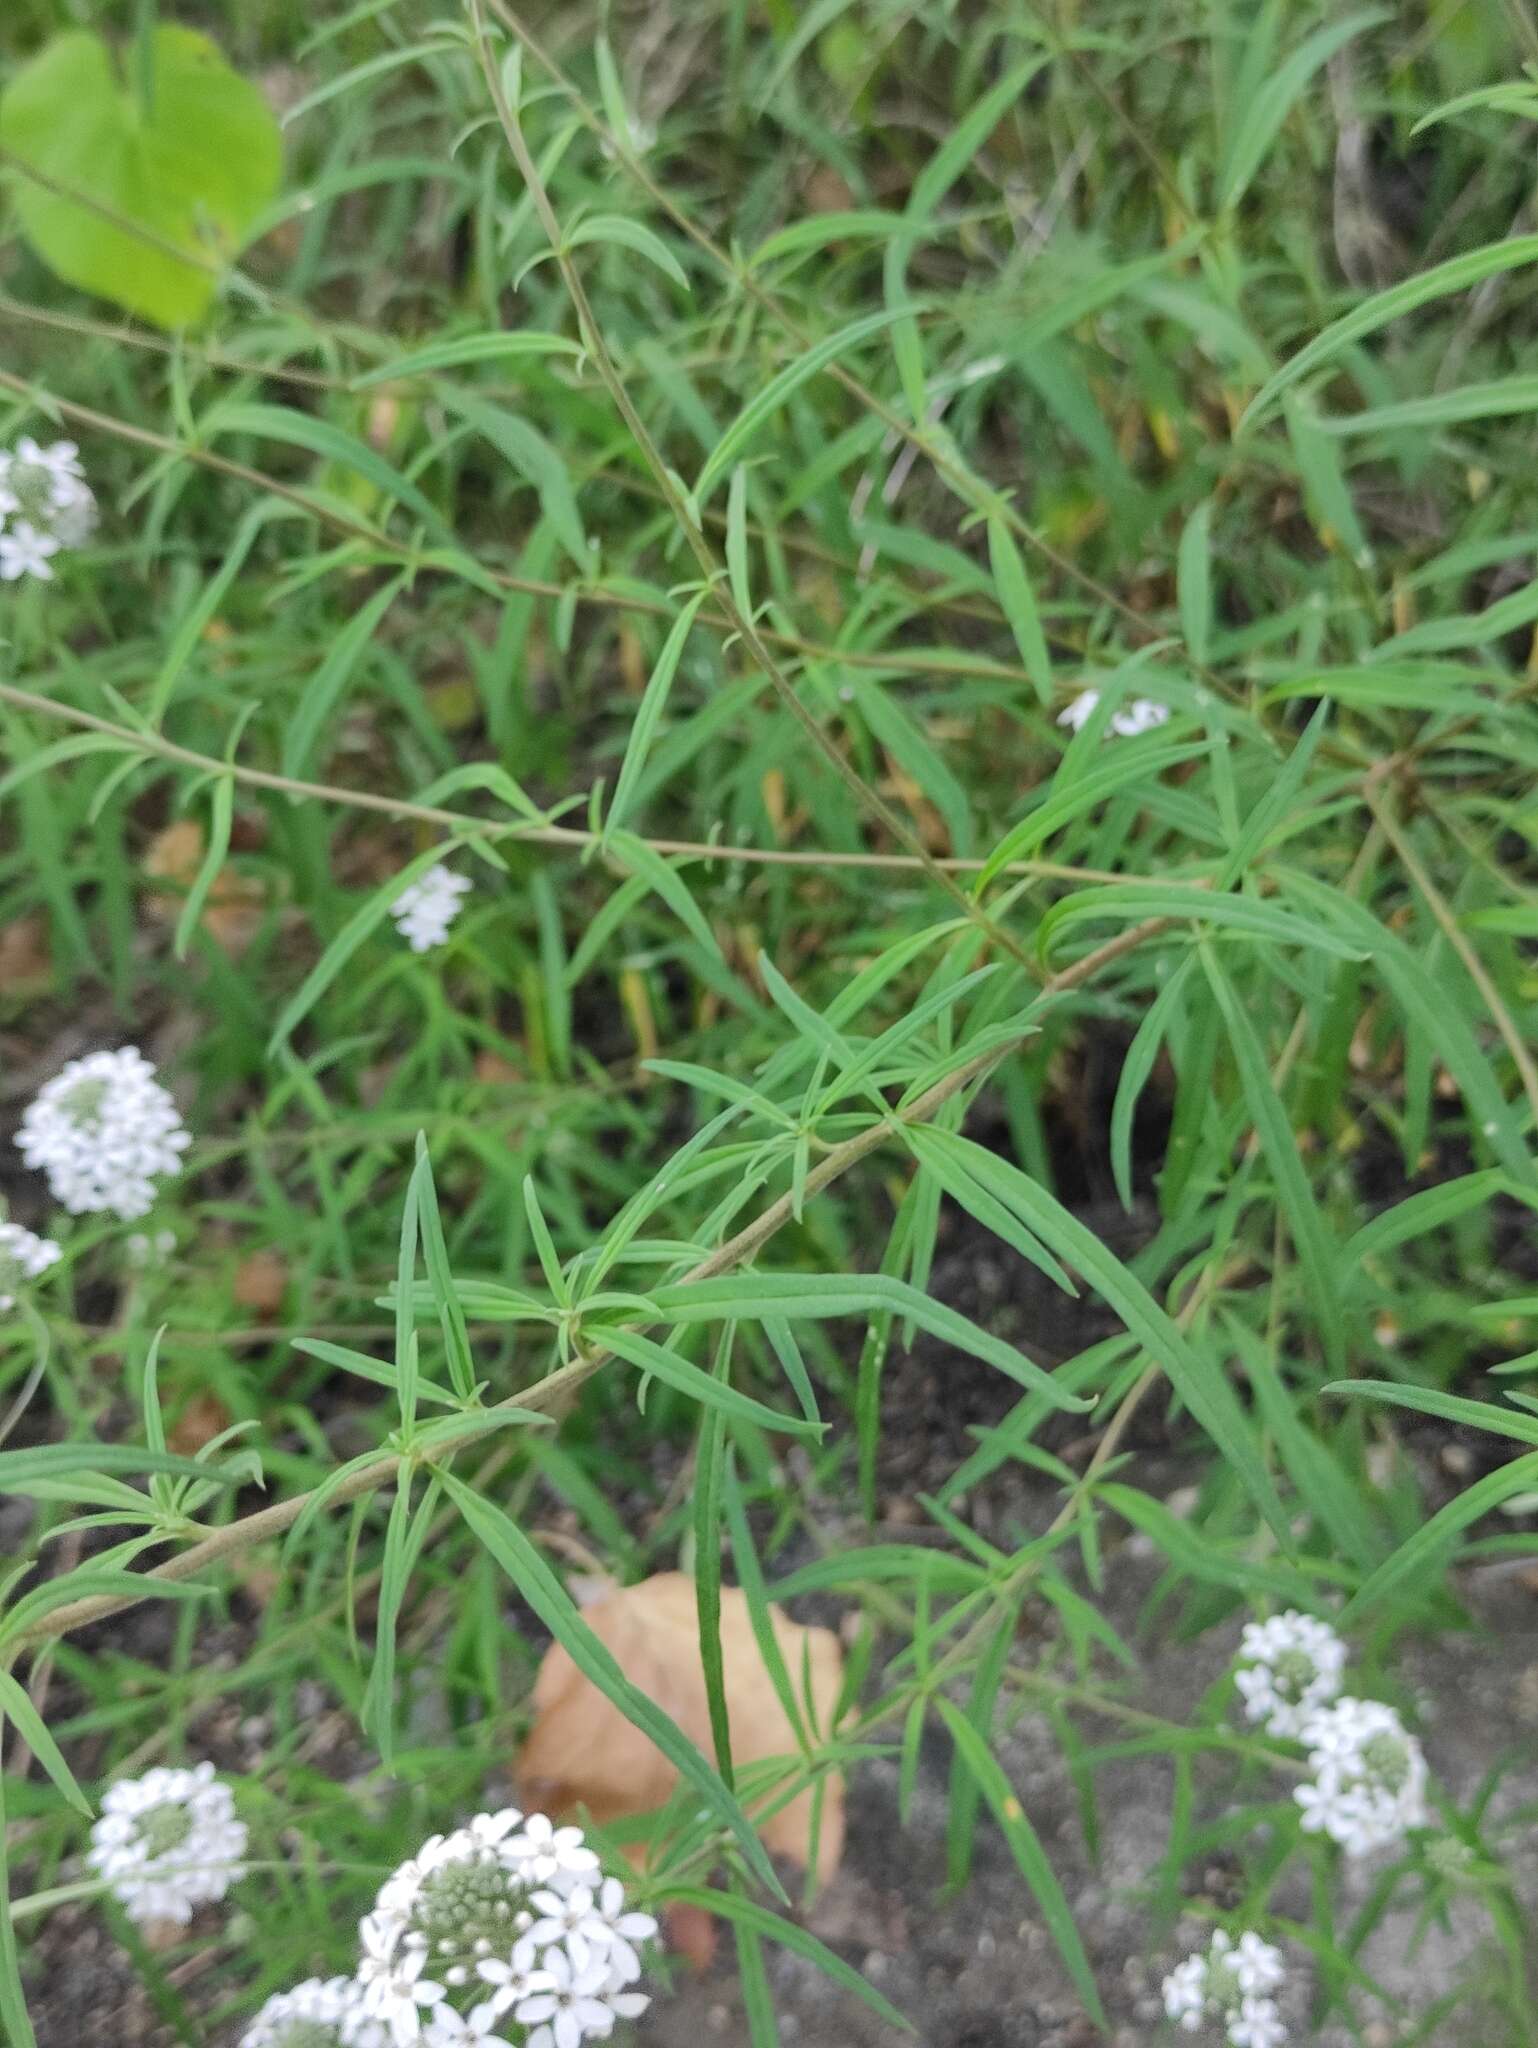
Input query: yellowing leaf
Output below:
<box><xmin>0</xmin><ymin>27</ymin><xmax>282</xmax><ymax>329</ymax></box>
<box><xmin>516</xmin><ymin>1571</ymin><xmax>845</xmax><ymax>1882</ymax></box>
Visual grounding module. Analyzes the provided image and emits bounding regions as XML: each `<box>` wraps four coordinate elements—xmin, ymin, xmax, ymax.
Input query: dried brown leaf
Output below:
<box><xmin>232</xmin><ymin>1249</ymin><xmax>287</xmax><ymax>1317</ymax></box>
<box><xmin>142</xmin><ymin>820</ymin><xmax>263</xmax><ymax>956</ymax></box>
<box><xmin>515</xmin><ymin>1570</ymin><xmax>845</xmax><ymax>1882</ymax></box>
<box><xmin>0</xmin><ymin>914</ymin><xmax>52</xmax><ymax>992</ymax></box>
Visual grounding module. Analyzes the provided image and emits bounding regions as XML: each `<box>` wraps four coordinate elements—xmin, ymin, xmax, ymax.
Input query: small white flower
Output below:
<box><xmin>1162</xmin><ymin>1953</ymin><xmax>1207</xmax><ymax>2029</ymax></box>
<box><xmin>513</xmin><ymin>1949</ymin><xmax>615</xmax><ymax>2048</ymax></box>
<box><xmin>593</xmin><ymin>1954</ymin><xmax>649</xmax><ymax>2026</ymax></box>
<box><xmin>239</xmin><ymin>1975</ymin><xmax>388</xmax><ymax>2048</ymax></box>
<box><xmin>525</xmin><ymin>1885</ymin><xmax>609</xmax><ymax>1972</ymax></box>
<box><xmin>1056</xmin><ymin>688</ymin><xmax>1170</xmax><ymax>738</ymax></box>
<box><xmin>1110</xmin><ymin>697</ymin><xmax>1170</xmax><ymax>736</ymax></box>
<box><xmin>1228</xmin><ymin>1995</ymin><xmax>1287</xmax><ymax>2048</ymax></box>
<box><xmin>16</xmin><ymin>1046</ymin><xmax>191</xmax><ymax>1220</ymax></box>
<box><xmin>86</xmin><ymin>1761</ymin><xmax>246</xmax><ymax>1925</ymax></box>
<box><xmin>356</xmin><ymin>1913</ymin><xmax>448</xmax><ymax>2043</ymax></box>
<box><xmin>475</xmin><ymin>1949</ymin><xmax>554</xmax><ymax>2019</ymax></box>
<box><xmin>590</xmin><ymin>1875</ymin><xmax>657</xmax><ymax>1981</ymax></box>
<box><xmin>391</xmin><ymin>865</ymin><xmax>471</xmax><ymax>952</ymax></box>
<box><xmin>1234</xmin><ymin>1611</ymin><xmax>1347</xmax><ymax>1740</ymax></box>
<box><xmin>0</xmin><ymin>1220</ymin><xmax>62</xmax><ymax>1311</ymax></box>
<box><xmin>422</xmin><ymin>2003</ymin><xmax>515</xmax><ymax>2048</ymax></box>
<box><xmin>0</xmin><ymin>520</ymin><xmax>60</xmax><ymax>581</ymax></box>
<box><xmin>1057</xmin><ymin>688</ymin><xmax>1100</xmax><ymax>732</ymax></box>
<box><xmin>373</xmin><ymin>1830</ymin><xmax>463</xmax><ymax>1923</ymax></box>
<box><xmin>466</xmin><ymin>1808</ymin><xmax>523</xmax><ymax>1854</ymax></box>
<box><xmin>1231</xmin><ymin>1932</ymin><xmax>1285</xmax><ymax>1995</ymax></box>
<box><xmin>504</xmin><ymin>1814</ymin><xmax>600</xmax><ymax>1888</ymax></box>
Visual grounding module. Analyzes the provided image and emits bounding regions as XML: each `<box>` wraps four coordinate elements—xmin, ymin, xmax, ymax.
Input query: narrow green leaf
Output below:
<box><xmin>693</xmin><ymin>1337</ymin><xmax>734</xmax><ymax>1789</ymax></box>
<box><xmin>0</xmin><ymin>1763</ymin><xmax>38</xmax><ymax>2048</ymax></box>
<box><xmin>977</xmin><ymin>742</ymin><xmax>1209</xmax><ymax>893</ymax></box>
<box><xmin>174</xmin><ymin>773</ymin><xmax>234</xmax><ymax>961</ymax></box>
<box><xmin>607</xmin><ymin>591</ymin><xmax>710</xmax><ymax>838</ymax></box>
<box><xmin>0</xmin><ymin>1442</ymin><xmax>233</xmax><ymax>1488</ymax></box>
<box><xmin>1202</xmin><ymin>949</ymin><xmax>1344</xmax><ymax>1373</ymax></box>
<box><xmin>1241</xmin><ymin>234</ymin><xmax>1538</xmax><ymax>431</ymax></box>
<box><xmin>1110</xmin><ymin>956</ymin><xmax>1193</xmax><ymax>1210</ymax></box>
<box><xmin>284</xmin><ymin>573</ymin><xmax>408</xmax><ymax>778</ymax></box>
<box><xmin>411</xmin><ymin>1135</ymin><xmax>477</xmax><ymax>1401</ymax></box>
<box><xmin>987</xmin><ymin>514</ymin><xmax>1051</xmax><ymax>702</ymax></box>
<box><xmin>440</xmin><ymin>1471</ymin><xmax>784</xmax><ymax>1899</ymax></box>
<box><xmin>1176</xmin><ymin>502</ymin><xmax>1212</xmax><ymax>667</ymax></box>
<box><xmin>208</xmin><ymin>400</ymin><xmax>452</xmax><ymax>541</ymax></box>
<box><xmin>1097</xmin><ymin>1483</ymin><xmax>1309</xmax><ymax>1598</ymax></box>
<box><xmin>601</xmin><ymin>1325</ymin><xmax>822</xmax><ymax>1437</ymax></box>
<box><xmin>350</xmin><ymin>331</ymin><xmax>582</xmax><ymax>387</ymax></box>
<box><xmin>1039</xmin><ymin>882</ymin><xmax>1364</xmax><ymax>964</ymax></box>
<box><xmin>666</xmin><ymin>1886</ymin><xmax>911</xmax><ymax>2030</ymax></box>
<box><xmin>1337</xmin><ymin>1452</ymin><xmax>1538</xmax><ymax>1619</ymax></box>
<box><xmin>565</xmin><ymin>212</ymin><xmax>690</xmax><ymax>291</ymax></box>
<box><xmin>650</xmin><ymin>1271</ymin><xmax>1089</xmax><ymax>1412</ymax></box>
<box><xmin>1340</xmin><ymin>1170</ymin><xmax>1511</xmax><ymax>1271</ymax></box>
<box><xmin>438</xmin><ymin>389</ymin><xmax>589</xmax><ymax>568</ymax></box>
<box><xmin>935</xmin><ymin>1699</ymin><xmax>1107</xmax><ymax>2030</ymax></box>
<box><xmin>1322</xmin><ymin>368</ymin><xmax>1538</xmax><ymax>433</ymax></box>
<box><xmin>695</xmin><ymin>305</ymin><xmax>924</xmax><ymax>505</ymax></box>
<box><xmin>1324</xmin><ymin>1379</ymin><xmax>1538</xmax><ymax>1449</ymax></box>
<box><xmin>0</xmin><ymin>1671</ymin><xmax>91</xmax><ymax>1815</ymax></box>
<box><xmin>916</xmin><ymin>1129</ymin><xmax>1291</xmax><ymax>1537</ymax></box>
<box><xmin>1217</xmin><ymin>10</ymin><xmax>1387</xmax><ymax>209</ymax></box>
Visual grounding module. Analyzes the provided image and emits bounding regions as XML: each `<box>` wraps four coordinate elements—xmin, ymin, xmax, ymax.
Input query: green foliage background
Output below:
<box><xmin>2</xmin><ymin>0</ymin><xmax>1538</xmax><ymax>2041</ymax></box>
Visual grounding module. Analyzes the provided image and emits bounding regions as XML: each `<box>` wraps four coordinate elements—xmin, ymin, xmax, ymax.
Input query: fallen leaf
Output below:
<box><xmin>232</xmin><ymin>1249</ymin><xmax>287</xmax><ymax>1316</ymax></box>
<box><xmin>169</xmin><ymin>1392</ymin><xmax>232</xmax><ymax>1456</ymax></box>
<box><xmin>662</xmin><ymin>1900</ymin><xmax>718</xmax><ymax>1972</ymax></box>
<box><xmin>516</xmin><ymin>1570</ymin><xmax>845</xmax><ymax>1883</ymax></box>
<box><xmin>143</xmin><ymin>819</ymin><xmax>264</xmax><ymax>956</ymax></box>
<box><xmin>475</xmin><ymin>1051</ymin><xmax>524</xmax><ymax>1085</ymax></box>
<box><xmin>0</xmin><ymin>913</ymin><xmax>51</xmax><ymax>991</ymax></box>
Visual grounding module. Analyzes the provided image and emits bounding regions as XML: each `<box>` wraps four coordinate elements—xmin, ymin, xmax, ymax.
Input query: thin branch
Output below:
<box><xmin>12</xmin><ymin>913</ymin><xmax>1167</xmax><ymax>1655</ymax></box>
<box><xmin>0</xmin><ymin>364</ymin><xmax>1075</xmax><ymax>697</ymax></box>
<box><xmin>0</xmin><ymin>681</ymin><xmax>1124</xmax><ymax>885</ymax></box>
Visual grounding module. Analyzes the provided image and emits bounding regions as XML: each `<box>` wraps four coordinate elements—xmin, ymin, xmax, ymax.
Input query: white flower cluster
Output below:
<box><xmin>16</xmin><ymin>1046</ymin><xmax>191</xmax><ymax>1220</ymax></box>
<box><xmin>1234</xmin><ymin>1610</ymin><xmax>1347</xmax><ymax>1739</ymax></box>
<box><xmin>0</xmin><ymin>1219</ymin><xmax>61</xmax><ymax>1311</ymax></box>
<box><xmin>391</xmin><ymin>865</ymin><xmax>472</xmax><ymax>952</ymax></box>
<box><xmin>0</xmin><ymin>437</ymin><xmax>96</xmax><ymax>581</ymax></box>
<box><xmin>354</xmin><ymin>1808</ymin><xmax>655</xmax><ymax>2048</ymax></box>
<box><xmin>1231</xmin><ymin>1611</ymin><xmax>1430</xmax><ymax>1858</ymax></box>
<box><xmin>87</xmin><ymin>1762</ymin><xmax>248</xmax><ymax>1925</ymax></box>
<box><xmin>241</xmin><ymin>1976</ymin><xmax>389</xmax><ymax>2048</ymax></box>
<box><xmin>1057</xmin><ymin>688</ymin><xmax>1170</xmax><ymax>737</ymax></box>
<box><xmin>1295</xmin><ymin>1696</ymin><xmax>1429</xmax><ymax>1856</ymax></box>
<box><xmin>1162</xmin><ymin>1928</ymin><xmax>1286</xmax><ymax>2048</ymax></box>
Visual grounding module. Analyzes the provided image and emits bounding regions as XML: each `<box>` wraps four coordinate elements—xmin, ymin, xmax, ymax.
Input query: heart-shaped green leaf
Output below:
<box><xmin>0</xmin><ymin>26</ymin><xmax>281</xmax><ymax>329</ymax></box>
